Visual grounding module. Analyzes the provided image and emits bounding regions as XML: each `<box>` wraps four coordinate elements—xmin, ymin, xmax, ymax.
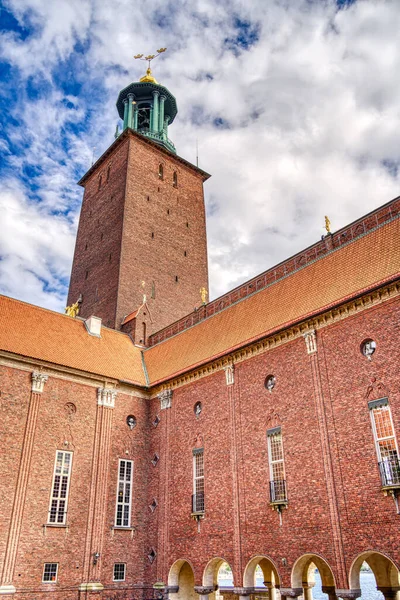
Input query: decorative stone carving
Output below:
<box><xmin>365</xmin><ymin>377</ymin><xmax>389</xmax><ymax>400</ymax></box>
<box><xmin>194</xmin><ymin>585</ymin><xmax>218</xmax><ymax>595</ymax></box>
<box><xmin>158</xmin><ymin>389</ymin><xmax>172</xmax><ymax>410</ymax></box>
<box><xmin>335</xmin><ymin>590</ymin><xmax>361</xmax><ymax>600</ymax></box>
<box><xmin>31</xmin><ymin>372</ymin><xmax>48</xmax><ymax>393</ymax></box>
<box><xmin>97</xmin><ymin>387</ymin><xmax>117</xmax><ymax>408</ymax></box>
<box><xmin>303</xmin><ymin>330</ymin><xmax>317</xmax><ymax>354</ymax></box>
<box><xmin>224</xmin><ymin>363</ymin><xmax>234</xmax><ymax>385</ymax></box>
<box><xmin>279</xmin><ymin>589</ymin><xmax>303</xmax><ymax>598</ymax></box>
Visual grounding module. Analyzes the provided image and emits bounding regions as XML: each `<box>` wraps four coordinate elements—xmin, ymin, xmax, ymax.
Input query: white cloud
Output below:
<box><xmin>1</xmin><ymin>0</ymin><xmax>400</xmax><ymax>309</ymax></box>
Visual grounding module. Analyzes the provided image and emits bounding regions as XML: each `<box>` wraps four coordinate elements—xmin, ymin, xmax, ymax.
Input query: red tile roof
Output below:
<box><xmin>144</xmin><ymin>217</ymin><xmax>400</xmax><ymax>384</ymax></box>
<box><xmin>0</xmin><ymin>296</ymin><xmax>146</xmax><ymax>386</ymax></box>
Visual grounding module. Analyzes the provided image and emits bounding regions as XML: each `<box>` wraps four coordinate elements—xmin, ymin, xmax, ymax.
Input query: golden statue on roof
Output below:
<box><xmin>134</xmin><ymin>47</ymin><xmax>167</xmax><ymax>84</ymax></box>
<box><xmin>65</xmin><ymin>300</ymin><xmax>80</xmax><ymax>318</ymax></box>
<box><xmin>200</xmin><ymin>287</ymin><xmax>208</xmax><ymax>304</ymax></box>
<box><xmin>325</xmin><ymin>215</ymin><xmax>331</xmax><ymax>234</ymax></box>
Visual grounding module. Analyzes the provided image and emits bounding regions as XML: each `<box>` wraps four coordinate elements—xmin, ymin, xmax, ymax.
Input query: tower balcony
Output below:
<box><xmin>137</xmin><ymin>127</ymin><xmax>176</xmax><ymax>154</ymax></box>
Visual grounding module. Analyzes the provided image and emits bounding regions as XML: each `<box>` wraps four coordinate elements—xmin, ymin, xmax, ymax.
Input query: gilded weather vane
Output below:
<box><xmin>134</xmin><ymin>48</ymin><xmax>167</xmax><ymax>83</ymax></box>
<box><xmin>134</xmin><ymin>48</ymin><xmax>167</xmax><ymax>68</ymax></box>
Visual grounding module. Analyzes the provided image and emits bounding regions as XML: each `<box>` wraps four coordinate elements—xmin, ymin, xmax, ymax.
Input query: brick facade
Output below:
<box><xmin>67</xmin><ymin>130</ymin><xmax>209</xmax><ymax>335</ymax></box>
<box><xmin>1</xmin><ymin>285</ymin><xmax>400</xmax><ymax>599</ymax></box>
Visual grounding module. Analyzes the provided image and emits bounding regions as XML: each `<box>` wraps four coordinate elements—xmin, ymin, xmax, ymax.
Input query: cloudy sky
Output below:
<box><xmin>0</xmin><ymin>0</ymin><xmax>399</xmax><ymax>312</ymax></box>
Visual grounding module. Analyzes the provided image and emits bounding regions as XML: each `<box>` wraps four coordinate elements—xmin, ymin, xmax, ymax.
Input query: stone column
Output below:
<box><xmin>377</xmin><ymin>587</ymin><xmax>400</xmax><ymax>600</ymax></box>
<box><xmin>79</xmin><ymin>387</ymin><xmax>116</xmax><ymax>593</ymax></box>
<box><xmin>322</xmin><ymin>585</ymin><xmax>337</xmax><ymax>600</ymax></box>
<box><xmin>152</xmin><ymin>90</ymin><xmax>160</xmax><ymax>133</ymax></box>
<box><xmin>336</xmin><ymin>589</ymin><xmax>361</xmax><ymax>600</ymax></box>
<box><xmin>280</xmin><ymin>587</ymin><xmax>303</xmax><ymax>600</ymax></box>
<box><xmin>194</xmin><ymin>585</ymin><xmax>218</xmax><ymax>600</ymax></box>
<box><xmin>0</xmin><ymin>372</ymin><xmax>48</xmax><ymax>595</ymax></box>
<box><xmin>127</xmin><ymin>93</ymin><xmax>134</xmax><ymax>129</ymax></box>
<box><xmin>303</xmin><ymin>583</ymin><xmax>315</xmax><ymax>600</ymax></box>
<box><xmin>123</xmin><ymin>98</ymin><xmax>129</xmax><ymax>130</ymax></box>
<box><xmin>233</xmin><ymin>587</ymin><xmax>254</xmax><ymax>600</ymax></box>
<box><xmin>159</xmin><ymin>95</ymin><xmax>166</xmax><ymax>133</ymax></box>
<box><xmin>133</xmin><ymin>102</ymin><xmax>138</xmax><ymax>130</ymax></box>
<box><xmin>164</xmin><ymin>115</ymin><xmax>170</xmax><ymax>140</ymax></box>
<box><xmin>264</xmin><ymin>581</ymin><xmax>277</xmax><ymax>600</ymax></box>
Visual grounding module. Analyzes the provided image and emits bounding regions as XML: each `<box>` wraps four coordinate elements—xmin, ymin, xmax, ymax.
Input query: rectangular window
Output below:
<box><xmin>267</xmin><ymin>427</ymin><xmax>287</xmax><ymax>502</ymax></box>
<box><xmin>192</xmin><ymin>449</ymin><xmax>205</xmax><ymax>513</ymax></box>
<box><xmin>48</xmin><ymin>451</ymin><xmax>72</xmax><ymax>524</ymax></box>
<box><xmin>115</xmin><ymin>459</ymin><xmax>133</xmax><ymax>527</ymax></box>
<box><xmin>42</xmin><ymin>563</ymin><xmax>58</xmax><ymax>583</ymax></box>
<box><xmin>369</xmin><ymin>399</ymin><xmax>400</xmax><ymax>486</ymax></box>
<box><xmin>113</xmin><ymin>563</ymin><xmax>126</xmax><ymax>582</ymax></box>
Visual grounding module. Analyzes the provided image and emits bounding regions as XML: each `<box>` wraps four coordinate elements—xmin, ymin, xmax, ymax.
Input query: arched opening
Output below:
<box><xmin>137</xmin><ymin>102</ymin><xmax>151</xmax><ymax>131</ymax></box>
<box><xmin>158</xmin><ymin>163</ymin><xmax>164</xmax><ymax>180</ymax></box>
<box><xmin>349</xmin><ymin>551</ymin><xmax>400</xmax><ymax>600</ymax></box>
<box><xmin>243</xmin><ymin>556</ymin><xmax>280</xmax><ymax>598</ymax></box>
<box><xmin>203</xmin><ymin>558</ymin><xmax>234</xmax><ymax>599</ymax></box>
<box><xmin>292</xmin><ymin>554</ymin><xmax>335</xmax><ymax>600</ymax></box>
<box><xmin>168</xmin><ymin>559</ymin><xmax>196</xmax><ymax>600</ymax></box>
<box><xmin>173</xmin><ymin>171</ymin><xmax>178</xmax><ymax>187</ymax></box>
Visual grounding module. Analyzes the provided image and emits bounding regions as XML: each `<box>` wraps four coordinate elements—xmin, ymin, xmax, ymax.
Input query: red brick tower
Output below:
<box><xmin>67</xmin><ymin>63</ymin><xmax>210</xmax><ymax>337</ymax></box>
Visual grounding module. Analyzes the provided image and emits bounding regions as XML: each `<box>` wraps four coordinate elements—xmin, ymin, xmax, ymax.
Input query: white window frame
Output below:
<box><xmin>42</xmin><ymin>563</ymin><xmax>58</xmax><ymax>583</ymax></box>
<box><xmin>267</xmin><ymin>427</ymin><xmax>287</xmax><ymax>502</ymax></box>
<box><xmin>370</xmin><ymin>401</ymin><xmax>399</xmax><ymax>460</ymax></box>
<box><xmin>115</xmin><ymin>459</ymin><xmax>133</xmax><ymax>527</ymax></box>
<box><xmin>48</xmin><ymin>451</ymin><xmax>73</xmax><ymax>525</ymax></box>
<box><xmin>369</xmin><ymin>399</ymin><xmax>399</xmax><ymax>486</ymax></box>
<box><xmin>113</xmin><ymin>563</ymin><xmax>126</xmax><ymax>582</ymax></box>
<box><xmin>192</xmin><ymin>448</ymin><xmax>204</xmax><ymax>513</ymax></box>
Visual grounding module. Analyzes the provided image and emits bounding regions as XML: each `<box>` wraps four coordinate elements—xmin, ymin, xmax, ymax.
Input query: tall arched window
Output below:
<box><xmin>173</xmin><ymin>171</ymin><xmax>178</xmax><ymax>187</ymax></box>
<box><xmin>158</xmin><ymin>164</ymin><xmax>164</xmax><ymax>180</ymax></box>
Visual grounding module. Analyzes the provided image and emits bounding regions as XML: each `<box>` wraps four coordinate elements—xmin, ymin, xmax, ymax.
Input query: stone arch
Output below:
<box><xmin>203</xmin><ymin>557</ymin><xmax>234</xmax><ymax>587</ymax></box>
<box><xmin>292</xmin><ymin>554</ymin><xmax>335</xmax><ymax>600</ymax></box>
<box><xmin>168</xmin><ymin>559</ymin><xmax>197</xmax><ymax>600</ymax></box>
<box><xmin>243</xmin><ymin>555</ymin><xmax>280</xmax><ymax>591</ymax></box>
<box><xmin>349</xmin><ymin>551</ymin><xmax>400</xmax><ymax>591</ymax></box>
<box><xmin>202</xmin><ymin>557</ymin><xmax>234</xmax><ymax>599</ymax></box>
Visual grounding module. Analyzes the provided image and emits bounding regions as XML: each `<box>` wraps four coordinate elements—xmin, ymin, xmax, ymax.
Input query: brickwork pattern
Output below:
<box><xmin>68</xmin><ymin>131</ymin><xmax>209</xmax><ymax>335</ymax></box>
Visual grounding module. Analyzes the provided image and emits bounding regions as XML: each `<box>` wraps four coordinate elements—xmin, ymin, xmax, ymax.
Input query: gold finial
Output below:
<box><xmin>324</xmin><ymin>215</ymin><xmax>331</xmax><ymax>234</ymax></box>
<box><xmin>134</xmin><ymin>48</ymin><xmax>167</xmax><ymax>84</ymax></box>
<box><xmin>200</xmin><ymin>287</ymin><xmax>208</xmax><ymax>304</ymax></box>
<box><xmin>65</xmin><ymin>300</ymin><xmax>80</xmax><ymax>318</ymax></box>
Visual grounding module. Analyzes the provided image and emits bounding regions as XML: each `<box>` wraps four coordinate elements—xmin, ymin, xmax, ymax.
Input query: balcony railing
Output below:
<box><xmin>192</xmin><ymin>492</ymin><xmax>205</xmax><ymax>514</ymax></box>
<box><xmin>379</xmin><ymin>457</ymin><xmax>400</xmax><ymax>487</ymax></box>
<box><xmin>269</xmin><ymin>479</ymin><xmax>287</xmax><ymax>503</ymax></box>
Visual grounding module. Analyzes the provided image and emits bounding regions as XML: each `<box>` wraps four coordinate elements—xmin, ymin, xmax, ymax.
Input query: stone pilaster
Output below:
<box><xmin>0</xmin><ymin>372</ymin><xmax>48</xmax><ymax>595</ymax></box>
<box><xmin>304</xmin><ymin>326</ymin><xmax>347</xmax><ymax>589</ymax></box>
<box><xmin>224</xmin><ymin>363</ymin><xmax>234</xmax><ymax>385</ymax></box>
<box><xmin>80</xmin><ymin>387</ymin><xmax>116</xmax><ymax>591</ymax></box>
<box><xmin>377</xmin><ymin>587</ymin><xmax>400</xmax><ymax>600</ymax></box>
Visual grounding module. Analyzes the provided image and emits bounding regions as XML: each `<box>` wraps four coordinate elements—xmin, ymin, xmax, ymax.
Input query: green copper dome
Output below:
<box><xmin>116</xmin><ymin>73</ymin><xmax>178</xmax><ymax>154</ymax></box>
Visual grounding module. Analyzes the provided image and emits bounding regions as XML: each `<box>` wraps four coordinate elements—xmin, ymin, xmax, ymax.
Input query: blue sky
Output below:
<box><xmin>0</xmin><ymin>0</ymin><xmax>399</xmax><ymax>312</ymax></box>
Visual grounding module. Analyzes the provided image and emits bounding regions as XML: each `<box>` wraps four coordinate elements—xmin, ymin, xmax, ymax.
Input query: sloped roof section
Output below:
<box><xmin>0</xmin><ymin>296</ymin><xmax>146</xmax><ymax>386</ymax></box>
<box><xmin>144</xmin><ymin>217</ymin><xmax>400</xmax><ymax>385</ymax></box>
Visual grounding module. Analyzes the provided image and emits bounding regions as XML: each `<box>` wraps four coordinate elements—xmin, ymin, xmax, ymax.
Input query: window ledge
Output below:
<box><xmin>269</xmin><ymin>500</ymin><xmax>288</xmax><ymax>511</ymax></box>
<box><xmin>43</xmin><ymin>523</ymin><xmax>68</xmax><ymax>529</ymax></box>
<box><xmin>111</xmin><ymin>526</ymin><xmax>135</xmax><ymax>531</ymax></box>
<box><xmin>191</xmin><ymin>511</ymin><xmax>205</xmax><ymax>521</ymax></box>
<box><xmin>382</xmin><ymin>484</ymin><xmax>400</xmax><ymax>494</ymax></box>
